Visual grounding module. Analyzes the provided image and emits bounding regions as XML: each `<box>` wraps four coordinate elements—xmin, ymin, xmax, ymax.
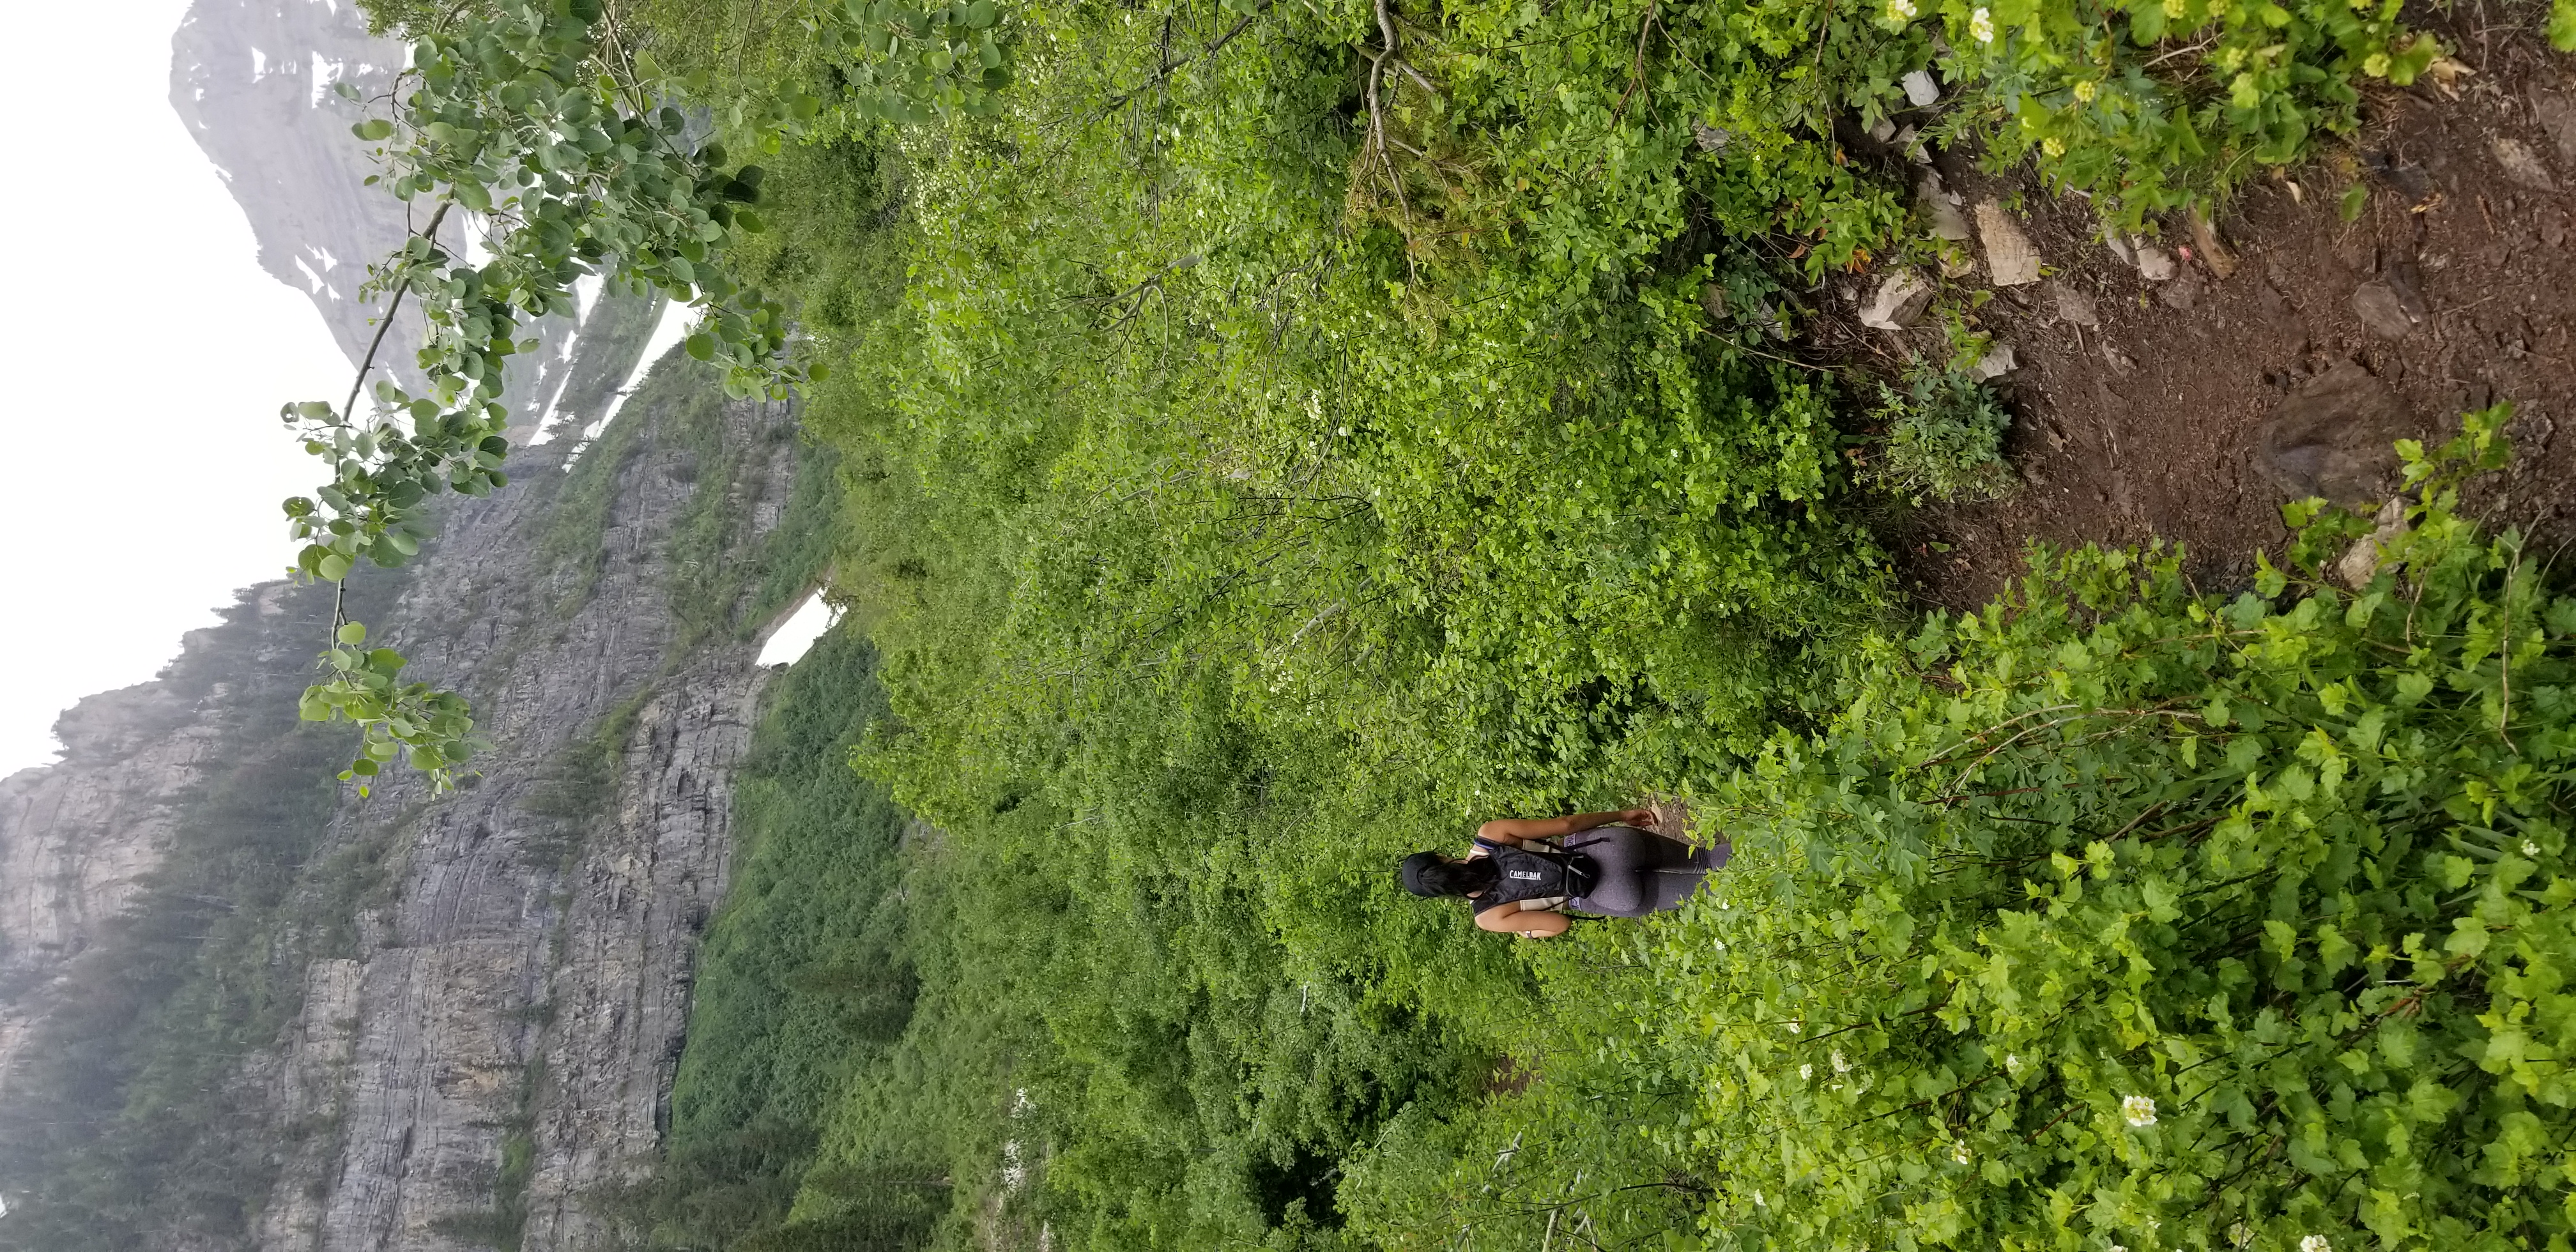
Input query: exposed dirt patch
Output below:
<box><xmin>1825</xmin><ymin>11</ymin><xmax>2576</xmax><ymax>611</ymax></box>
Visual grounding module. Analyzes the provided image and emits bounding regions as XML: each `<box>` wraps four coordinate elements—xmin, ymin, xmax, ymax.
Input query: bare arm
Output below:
<box><xmin>1477</xmin><ymin>807</ymin><xmax>1655</xmax><ymax>845</ymax></box>
<box><xmin>1473</xmin><ymin>901</ymin><xmax>1570</xmax><ymax>938</ymax></box>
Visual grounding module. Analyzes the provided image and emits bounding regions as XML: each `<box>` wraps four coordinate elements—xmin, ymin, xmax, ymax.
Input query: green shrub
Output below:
<box><xmin>1361</xmin><ymin>407</ymin><xmax>2576</xmax><ymax>1250</ymax></box>
<box><xmin>633</xmin><ymin>628</ymin><xmax>921</xmax><ymax>1249</ymax></box>
<box><xmin>1920</xmin><ymin>0</ymin><xmax>2439</xmax><ymax>227</ymax></box>
<box><xmin>1870</xmin><ymin>363</ymin><xmax>2016</xmax><ymax>504</ymax></box>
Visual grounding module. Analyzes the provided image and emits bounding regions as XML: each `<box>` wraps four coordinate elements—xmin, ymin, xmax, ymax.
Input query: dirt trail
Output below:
<box><xmin>1847</xmin><ymin>11</ymin><xmax>2576</xmax><ymax>611</ymax></box>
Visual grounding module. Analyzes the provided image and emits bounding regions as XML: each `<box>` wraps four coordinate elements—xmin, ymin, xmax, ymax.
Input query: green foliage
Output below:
<box><xmin>1869</xmin><ymin>362</ymin><xmax>2016</xmax><ymax>503</ymax></box>
<box><xmin>284</xmin><ymin>0</ymin><xmax>811</xmax><ymax>791</ymax></box>
<box><xmin>602</xmin><ymin>0</ymin><xmax>2499</xmax><ymax>1241</ymax></box>
<box><xmin>808</xmin><ymin>0</ymin><xmax>1018</xmax><ymax>123</ymax></box>
<box><xmin>1353</xmin><ymin>409</ymin><xmax>2576</xmax><ymax>1251</ymax></box>
<box><xmin>297</xmin><ymin>615</ymin><xmax>482</xmax><ymax>793</ymax></box>
<box><xmin>1911</xmin><ymin>0</ymin><xmax>2437</xmax><ymax>227</ymax></box>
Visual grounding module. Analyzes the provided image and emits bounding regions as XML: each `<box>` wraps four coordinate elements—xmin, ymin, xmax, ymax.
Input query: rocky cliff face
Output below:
<box><xmin>0</xmin><ymin>3</ymin><xmax>820</xmax><ymax>1248</ymax></box>
<box><xmin>244</xmin><ymin>377</ymin><xmax>806</xmax><ymax>1252</ymax></box>
<box><xmin>0</xmin><ymin>362</ymin><xmax>812</xmax><ymax>1252</ymax></box>
<box><xmin>0</xmin><ymin>680</ymin><xmax>218</xmax><ymax>1096</ymax></box>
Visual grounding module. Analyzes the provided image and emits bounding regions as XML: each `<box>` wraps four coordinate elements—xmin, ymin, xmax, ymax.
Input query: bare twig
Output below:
<box><xmin>1095</xmin><ymin>0</ymin><xmax>1277</xmax><ymax>112</ymax></box>
<box><xmin>1605</xmin><ymin>0</ymin><xmax>1661</xmax><ymax>127</ymax></box>
<box><xmin>2140</xmin><ymin>36</ymin><xmax>2217</xmax><ymax>70</ymax></box>
<box><xmin>2500</xmin><ymin>543</ymin><xmax>2524</xmax><ymax>752</ymax></box>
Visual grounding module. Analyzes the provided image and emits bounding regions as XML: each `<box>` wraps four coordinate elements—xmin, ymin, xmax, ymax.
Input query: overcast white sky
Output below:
<box><xmin>0</xmin><ymin>0</ymin><xmax>353</xmax><ymax>775</ymax></box>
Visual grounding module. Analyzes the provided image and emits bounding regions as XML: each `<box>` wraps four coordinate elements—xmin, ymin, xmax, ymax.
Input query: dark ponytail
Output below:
<box><xmin>1397</xmin><ymin>853</ymin><xmax>1496</xmax><ymax>898</ymax></box>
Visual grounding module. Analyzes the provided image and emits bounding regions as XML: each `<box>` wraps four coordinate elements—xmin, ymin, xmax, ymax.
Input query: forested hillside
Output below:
<box><xmin>540</xmin><ymin>0</ymin><xmax>2576</xmax><ymax>1248</ymax></box>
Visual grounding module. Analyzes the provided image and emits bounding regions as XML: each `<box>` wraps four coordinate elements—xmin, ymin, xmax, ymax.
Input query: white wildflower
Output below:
<box><xmin>1952</xmin><ymin>1143</ymin><xmax>1972</xmax><ymax>1165</ymax></box>
<box><xmin>2525</xmin><ymin>840</ymin><xmax>2542</xmax><ymax>857</ymax></box>
<box><xmin>1786</xmin><ymin>1021</ymin><xmax>1802</xmax><ymax>1034</ymax></box>
<box><xmin>1968</xmin><ymin>6</ymin><xmax>1995</xmax><ymax>42</ymax></box>
<box><xmin>1800</xmin><ymin>1064</ymin><xmax>1814</xmax><ymax>1080</ymax></box>
<box><xmin>1754</xmin><ymin>1189</ymin><xmax>1767</xmax><ymax>1207</ymax></box>
<box><xmin>2301</xmin><ymin>1238</ymin><xmax>2330</xmax><ymax>1252</ymax></box>
<box><xmin>1885</xmin><ymin>0</ymin><xmax>1917</xmax><ymax>21</ymax></box>
<box><xmin>2122</xmin><ymin>1095</ymin><xmax>2158</xmax><ymax>1127</ymax></box>
<box><xmin>1832</xmin><ymin>1050</ymin><xmax>1850</xmax><ymax>1074</ymax></box>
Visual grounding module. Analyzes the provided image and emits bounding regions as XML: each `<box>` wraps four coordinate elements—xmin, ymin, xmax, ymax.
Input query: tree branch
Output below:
<box><xmin>341</xmin><ymin>199</ymin><xmax>454</xmax><ymax>424</ymax></box>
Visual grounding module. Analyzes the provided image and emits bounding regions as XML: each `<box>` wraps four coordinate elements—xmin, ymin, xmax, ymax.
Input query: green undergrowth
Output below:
<box><xmin>607</xmin><ymin>0</ymin><xmax>2539</xmax><ymax>1245</ymax></box>
<box><xmin>658</xmin><ymin>409</ymin><xmax>2576</xmax><ymax>1251</ymax></box>
<box><xmin>1871</xmin><ymin>360</ymin><xmax>2018</xmax><ymax>505</ymax></box>
<box><xmin>602</xmin><ymin>628</ymin><xmax>949</xmax><ymax>1249</ymax></box>
<box><xmin>1361</xmin><ymin>410</ymin><xmax>2576</xmax><ymax>1250</ymax></box>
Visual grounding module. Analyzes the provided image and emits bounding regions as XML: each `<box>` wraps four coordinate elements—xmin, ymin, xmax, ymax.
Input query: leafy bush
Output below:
<box><xmin>1357</xmin><ymin>408</ymin><xmax>2576</xmax><ymax>1251</ymax></box>
<box><xmin>1870</xmin><ymin>363</ymin><xmax>2016</xmax><ymax>503</ymax></box>
<box><xmin>1919</xmin><ymin>0</ymin><xmax>2439</xmax><ymax>227</ymax></box>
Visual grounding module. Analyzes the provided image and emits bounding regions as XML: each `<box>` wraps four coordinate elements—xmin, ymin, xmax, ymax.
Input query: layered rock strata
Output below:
<box><xmin>0</xmin><ymin>369</ymin><xmax>805</xmax><ymax>1251</ymax></box>
<box><xmin>250</xmin><ymin>383</ymin><xmax>802</xmax><ymax>1251</ymax></box>
<box><xmin>0</xmin><ymin>3</ymin><xmax>802</xmax><ymax>1246</ymax></box>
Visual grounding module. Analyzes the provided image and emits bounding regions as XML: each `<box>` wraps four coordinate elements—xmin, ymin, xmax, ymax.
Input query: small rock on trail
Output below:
<box><xmin>1860</xmin><ymin>271</ymin><xmax>1935</xmax><ymax>330</ymax></box>
<box><xmin>2158</xmin><ymin>265</ymin><xmax>2207</xmax><ymax>312</ymax></box>
<box><xmin>2258</xmin><ymin>361</ymin><xmax>2419</xmax><ymax>508</ymax></box>
<box><xmin>2533</xmin><ymin>92</ymin><xmax>2576</xmax><ymax>165</ymax></box>
<box><xmin>1975</xmin><ymin>201</ymin><xmax>2041</xmax><ymax>286</ymax></box>
<box><xmin>2349</xmin><ymin>253</ymin><xmax>2428</xmax><ymax>340</ymax></box>
<box><xmin>2493</xmin><ymin>136</ymin><xmax>2557</xmax><ymax>191</ymax></box>
<box><xmin>1918</xmin><ymin>173</ymin><xmax>1970</xmax><ymax>241</ymax></box>
<box><xmin>2336</xmin><ymin>497</ymin><xmax>2410</xmax><ymax>590</ymax></box>
<box><xmin>2050</xmin><ymin>279</ymin><xmax>2098</xmax><ymax>326</ymax></box>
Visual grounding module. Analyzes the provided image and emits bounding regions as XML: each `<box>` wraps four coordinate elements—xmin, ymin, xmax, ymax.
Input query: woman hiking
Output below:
<box><xmin>1395</xmin><ymin>807</ymin><xmax>1728</xmax><ymax>939</ymax></box>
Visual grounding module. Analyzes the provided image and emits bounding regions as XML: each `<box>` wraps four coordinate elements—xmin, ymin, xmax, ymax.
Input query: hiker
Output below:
<box><xmin>1395</xmin><ymin>807</ymin><xmax>1729</xmax><ymax>938</ymax></box>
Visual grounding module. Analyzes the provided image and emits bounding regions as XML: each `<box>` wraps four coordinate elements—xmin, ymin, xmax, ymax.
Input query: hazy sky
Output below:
<box><xmin>0</xmin><ymin>0</ymin><xmax>353</xmax><ymax>775</ymax></box>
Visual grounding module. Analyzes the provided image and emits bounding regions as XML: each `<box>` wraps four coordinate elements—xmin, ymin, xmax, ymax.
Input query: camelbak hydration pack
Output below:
<box><xmin>1472</xmin><ymin>836</ymin><xmax>1600</xmax><ymax>908</ymax></box>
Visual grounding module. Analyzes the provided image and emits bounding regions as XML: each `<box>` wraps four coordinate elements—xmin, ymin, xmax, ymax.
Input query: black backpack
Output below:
<box><xmin>1472</xmin><ymin>836</ymin><xmax>1600</xmax><ymax>907</ymax></box>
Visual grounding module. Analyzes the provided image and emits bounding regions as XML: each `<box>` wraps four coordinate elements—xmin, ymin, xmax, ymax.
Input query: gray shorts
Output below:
<box><xmin>1563</xmin><ymin>826</ymin><xmax>1728</xmax><ymax>917</ymax></box>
